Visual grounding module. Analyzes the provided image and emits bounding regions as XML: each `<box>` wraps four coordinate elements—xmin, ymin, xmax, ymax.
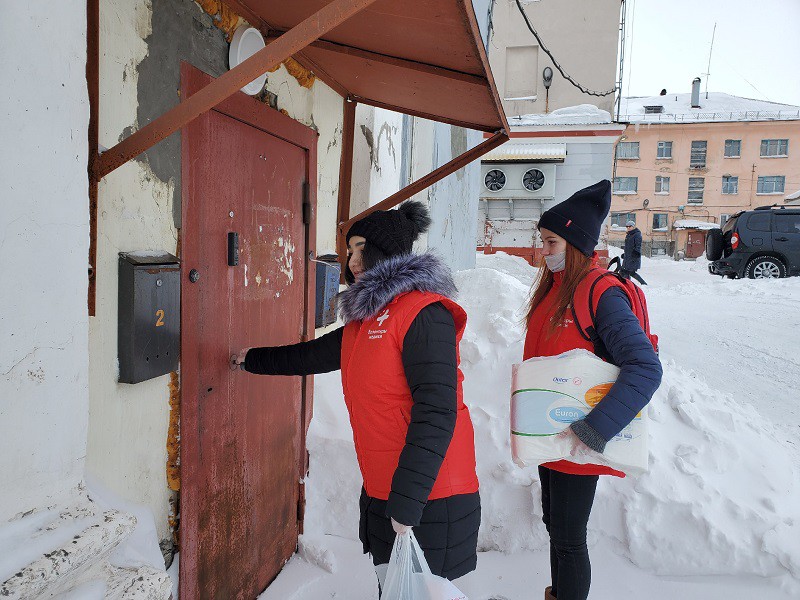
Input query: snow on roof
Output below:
<box><xmin>673</xmin><ymin>219</ymin><xmax>720</xmax><ymax>230</ymax></box>
<box><xmin>509</xmin><ymin>104</ymin><xmax>612</xmax><ymax>127</ymax></box>
<box><xmin>482</xmin><ymin>142</ymin><xmax>567</xmax><ymax>162</ymax></box>
<box><xmin>619</xmin><ymin>92</ymin><xmax>800</xmax><ymax>124</ymax></box>
<box><xmin>785</xmin><ymin>189</ymin><xmax>800</xmax><ymax>201</ymax></box>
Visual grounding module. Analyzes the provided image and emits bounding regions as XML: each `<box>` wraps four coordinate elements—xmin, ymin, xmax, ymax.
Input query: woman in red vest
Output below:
<box><xmin>524</xmin><ymin>181</ymin><xmax>662</xmax><ymax>600</ymax></box>
<box><xmin>233</xmin><ymin>201</ymin><xmax>480</xmax><ymax>587</ymax></box>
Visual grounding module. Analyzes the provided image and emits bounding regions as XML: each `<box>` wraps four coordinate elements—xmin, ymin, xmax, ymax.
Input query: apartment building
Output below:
<box><xmin>610</xmin><ymin>84</ymin><xmax>800</xmax><ymax>258</ymax></box>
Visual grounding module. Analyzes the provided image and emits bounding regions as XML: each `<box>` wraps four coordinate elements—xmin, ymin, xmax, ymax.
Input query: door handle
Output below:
<box><xmin>228</xmin><ymin>232</ymin><xmax>240</xmax><ymax>266</ymax></box>
<box><xmin>775</xmin><ymin>237</ymin><xmax>789</xmax><ymax>242</ymax></box>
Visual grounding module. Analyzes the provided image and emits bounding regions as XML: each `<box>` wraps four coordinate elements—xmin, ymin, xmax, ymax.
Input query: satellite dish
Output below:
<box><xmin>229</xmin><ymin>26</ymin><xmax>267</xmax><ymax>95</ymax></box>
<box><xmin>643</xmin><ymin>198</ymin><xmax>650</xmax><ymax>208</ymax></box>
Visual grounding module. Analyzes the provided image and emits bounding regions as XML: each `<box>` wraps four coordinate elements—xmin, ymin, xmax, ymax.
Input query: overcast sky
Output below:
<box><xmin>623</xmin><ymin>0</ymin><xmax>800</xmax><ymax>106</ymax></box>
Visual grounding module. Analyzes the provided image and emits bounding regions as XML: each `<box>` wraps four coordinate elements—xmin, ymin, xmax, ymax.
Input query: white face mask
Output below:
<box><xmin>544</xmin><ymin>251</ymin><xmax>566</xmax><ymax>273</ymax></box>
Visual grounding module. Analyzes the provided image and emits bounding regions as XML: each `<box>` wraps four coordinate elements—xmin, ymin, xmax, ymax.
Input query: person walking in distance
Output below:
<box><xmin>620</xmin><ymin>220</ymin><xmax>646</xmax><ymax>284</ymax></box>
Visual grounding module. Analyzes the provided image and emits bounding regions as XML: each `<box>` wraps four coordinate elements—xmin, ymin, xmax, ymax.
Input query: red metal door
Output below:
<box><xmin>180</xmin><ymin>66</ymin><xmax>316</xmax><ymax>599</ymax></box>
<box><xmin>687</xmin><ymin>231</ymin><xmax>706</xmax><ymax>258</ymax></box>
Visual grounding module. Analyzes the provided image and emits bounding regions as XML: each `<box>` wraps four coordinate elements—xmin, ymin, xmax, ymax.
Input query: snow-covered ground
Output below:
<box><xmin>255</xmin><ymin>251</ymin><xmax>800</xmax><ymax>600</ymax></box>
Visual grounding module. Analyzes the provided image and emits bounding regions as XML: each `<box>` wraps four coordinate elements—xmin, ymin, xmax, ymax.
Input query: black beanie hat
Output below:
<box><xmin>537</xmin><ymin>180</ymin><xmax>611</xmax><ymax>256</ymax></box>
<box><xmin>346</xmin><ymin>201</ymin><xmax>432</xmax><ymax>256</ymax></box>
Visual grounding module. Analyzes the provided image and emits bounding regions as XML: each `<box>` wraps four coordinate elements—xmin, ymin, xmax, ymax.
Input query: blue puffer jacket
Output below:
<box><xmin>572</xmin><ymin>287</ymin><xmax>662</xmax><ymax>450</ymax></box>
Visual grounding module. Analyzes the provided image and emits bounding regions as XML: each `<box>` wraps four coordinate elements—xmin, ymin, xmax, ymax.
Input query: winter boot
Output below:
<box><xmin>545</xmin><ymin>586</ymin><xmax>556</xmax><ymax>600</ymax></box>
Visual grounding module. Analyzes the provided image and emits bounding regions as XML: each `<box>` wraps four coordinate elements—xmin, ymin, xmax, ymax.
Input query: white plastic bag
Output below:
<box><xmin>382</xmin><ymin>530</ymin><xmax>468</xmax><ymax>600</ymax></box>
<box><xmin>511</xmin><ymin>349</ymin><xmax>648</xmax><ymax>475</ymax></box>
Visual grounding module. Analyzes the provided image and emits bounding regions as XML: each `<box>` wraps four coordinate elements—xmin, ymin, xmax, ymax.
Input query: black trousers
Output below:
<box><xmin>539</xmin><ymin>466</ymin><xmax>599</xmax><ymax>600</ymax></box>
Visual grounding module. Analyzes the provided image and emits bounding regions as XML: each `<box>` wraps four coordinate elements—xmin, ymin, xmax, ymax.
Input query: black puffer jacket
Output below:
<box><xmin>623</xmin><ymin>227</ymin><xmax>643</xmax><ymax>271</ymax></box>
<box><xmin>244</xmin><ymin>254</ymin><xmax>480</xmax><ymax>580</ymax></box>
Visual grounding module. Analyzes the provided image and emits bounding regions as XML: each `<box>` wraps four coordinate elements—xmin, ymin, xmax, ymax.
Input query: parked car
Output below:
<box><xmin>707</xmin><ymin>206</ymin><xmax>800</xmax><ymax>279</ymax></box>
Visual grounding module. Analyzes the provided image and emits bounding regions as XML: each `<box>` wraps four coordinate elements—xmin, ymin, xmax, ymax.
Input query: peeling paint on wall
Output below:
<box><xmin>276</xmin><ymin>236</ymin><xmax>296</xmax><ymax>284</ymax></box>
<box><xmin>360</xmin><ymin>124</ymin><xmax>377</xmax><ymax>172</ymax></box>
<box><xmin>376</xmin><ymin>122</ymin><xmax>398</xmax><ymax>170</ymax></box>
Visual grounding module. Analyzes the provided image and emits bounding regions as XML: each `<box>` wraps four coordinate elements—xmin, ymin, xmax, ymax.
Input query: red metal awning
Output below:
<box><xmin>226</xmin><ymin>0</ymin><xmax>508</xmax><ymax>133</ymax></box>
<box><xmin>88</xmin><ymin>0</ymin><xmax>509</xmax><ymax>312</ymax></box>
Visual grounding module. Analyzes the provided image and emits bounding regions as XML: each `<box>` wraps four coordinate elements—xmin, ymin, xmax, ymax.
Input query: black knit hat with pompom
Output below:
<box><xmin>346</xmin><ymin>201</ymin><xmax>432</xmax><ymax>257</ymax></box>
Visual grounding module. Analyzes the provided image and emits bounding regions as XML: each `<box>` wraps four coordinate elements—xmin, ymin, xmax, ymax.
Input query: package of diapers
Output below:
<box><xmin>510</xmin><ymin>349</ymin><xmax>648</xmax><ymax>475</ymax></box>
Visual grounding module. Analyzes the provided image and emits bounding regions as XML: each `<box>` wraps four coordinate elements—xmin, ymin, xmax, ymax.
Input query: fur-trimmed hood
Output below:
<box><xmin>337</xmin><ymin>252</ymin><xmax>457</xmax><ymax>323</ymax></box>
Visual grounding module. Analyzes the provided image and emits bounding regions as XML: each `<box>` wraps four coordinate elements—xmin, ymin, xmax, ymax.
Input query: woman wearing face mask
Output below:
<box><xmin>524</xmin><ymin>180</ymin><xmax>662</xmax><ymax>600</ymax></box>
<box><xmin>232</xmin><ymin>201</ymin><xmax>480</xmax><ymax>591</ymax></box>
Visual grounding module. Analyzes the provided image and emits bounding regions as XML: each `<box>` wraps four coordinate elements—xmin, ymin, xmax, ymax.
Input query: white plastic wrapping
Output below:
<box><xmin>511</xmin><ymin>349</ymin><xmax>648</xmax><ymax>475</ymax></box>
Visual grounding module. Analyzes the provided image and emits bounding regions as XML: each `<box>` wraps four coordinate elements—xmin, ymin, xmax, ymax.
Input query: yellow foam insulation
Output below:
<box><xmin>197</xmin><ymin>0</ymin><xmax>242</xmax><ymax>40</ymax></box>
<box><xmin>268</xmin><ymin>56</ymin><xmax>316</xmax><ymax>89</ymax></box>
<box><xmin>198</xmin><ymin>2</ymin><xmax>316</xmax><ymax>87</ymax></box>
<box><xmin>166</xmin><ymin>371</ymin><xmax>181</xmax><ymax>492</ymax></box>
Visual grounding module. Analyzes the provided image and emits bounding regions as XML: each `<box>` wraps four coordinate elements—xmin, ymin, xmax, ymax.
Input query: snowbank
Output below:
<box><xmin>509</xmin><ymin>104</ymin><xmax>612</xmax><ymax>126</ymax></box>
<box><xmin>299</xmin><ymin>251</ymin><xmax>800</xmax><ymax>594</ymax></box>
<box><xmin>674</xmin><ymin>219</ymin><xmax>720</xmax><ymax>230</ymax></box>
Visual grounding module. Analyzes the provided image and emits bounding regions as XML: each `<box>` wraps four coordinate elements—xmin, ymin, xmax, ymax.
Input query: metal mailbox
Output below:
<box><xmin>314</xmin><ymin>254</ymin><xmax>341</xmax><ymax>328</ymax></box>
<box><xmin>118</xmin><ymin>252</ymin><xmax>180</xmax><ymax>384</ymax></box>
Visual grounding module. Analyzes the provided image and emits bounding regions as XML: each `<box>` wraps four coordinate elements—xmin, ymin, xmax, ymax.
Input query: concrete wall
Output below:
<box><xmin>489</xmin><ymin>0</ymin><xmax>620</xmax><ymax>117</ymax></box>
<box><xmin>609</xmin><ymin>119</ymin><xmax>800</xmax><ymax>247</ymax></box>
<box><xmin>556</xmin><ymin>141</ymin><xmax>617</xmax><ymax>203</ymax></box>
<box><xmin>89</xmin><ymin>0</ymin><xmax>343</xmax><ymax>544</ymax></box>
<box><xmin>348</xmin><ymin>107</ymin><xmax>483</xmax><ymax>273</ymax></box>
<box><xmin>350</xmin><ymin>106</ymin><xmax>404</xmax><ymax>220</ymax></box>
<box><xmin>419</xmin><ymin>122</ymin><xmax>483</xmax><ymax>272</ymax></box>
<box><xmin>0</xmin><ymin>3</ymin><xmax>90</xmax><ymax>522</ymax></box>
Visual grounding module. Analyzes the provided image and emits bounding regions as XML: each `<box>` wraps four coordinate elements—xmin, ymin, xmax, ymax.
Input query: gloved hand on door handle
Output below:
<box><xmin>231</xmin><ymin>348</ymin><xmax>251</xmax><ymax>371</ymax></box>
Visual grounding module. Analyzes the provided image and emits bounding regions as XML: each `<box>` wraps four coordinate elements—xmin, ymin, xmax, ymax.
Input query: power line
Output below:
<box><xmin>514</xmin><ymin>0</ymin><xmax>617</xmax><ymax>98</ymax></box>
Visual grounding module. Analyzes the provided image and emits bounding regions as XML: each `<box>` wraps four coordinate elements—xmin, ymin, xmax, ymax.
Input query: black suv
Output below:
<box><xmin>707</xmin><ymin>206</ymin><xmax>800</xmax><ymax>279</ymax></box>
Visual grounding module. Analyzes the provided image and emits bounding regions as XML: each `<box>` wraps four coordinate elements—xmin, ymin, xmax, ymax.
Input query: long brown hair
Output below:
<box><xmin>526</xmin><ymin>244</ymin><xmax>594</xmax><ymax>333</ymax></box>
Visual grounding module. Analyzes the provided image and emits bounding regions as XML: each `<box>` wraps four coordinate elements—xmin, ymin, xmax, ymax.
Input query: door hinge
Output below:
<box><xmin>302</xmin><ymin>182</ymin><xmax>311</xmax><ymax>225</ymax></box>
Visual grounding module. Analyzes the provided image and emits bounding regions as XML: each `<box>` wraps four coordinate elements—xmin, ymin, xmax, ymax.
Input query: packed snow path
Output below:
<box><xmin>255</xmin><ymin>252</ymin><xmax>800</xmax><ymax>600</ymax></box>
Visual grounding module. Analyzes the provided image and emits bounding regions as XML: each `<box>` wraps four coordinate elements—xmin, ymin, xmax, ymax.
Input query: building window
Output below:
<box><xmin>720</xmin><ymin>213</ymin><xmax>731</xmax><ymax>227</ymax></box>
<box><xmin>690</xmin><ymin>141</ymin><xmax>707</xmax><ymax>167</ymax></box>
<box><xmin>757</xmin><ymin>175</ymin><xmax>785</xmax><ymax>194</ymax></box>
<box><xmin>688</xmin><ymin>177</ymin><xmax>705</xmax><ymax>203</ymax></box>
<box><xmin>656</xmin><ymin>141</ymin><xmax>673</xmax><ymax>159</ymax></box>
<box><xmin>722</xmin><ymin>176</ymin><xmax>739</xmax><ymax>194</ymax></box>
<box><xmin>652</xmin><ymin>213</ymin><xmax>668</xmax><ymax>230</ymax></box>
<box><xmin>760</xmin><ymin>139</ymin><xmax>789</xmax><ymax>158</ymax></box>
<box><xmin>655</xmin><ymin>175</ymin><xmax>670</xmax><ymax>194</ymax></box>
<box><xmin>613</xmin><ymin>177</ymin><xmax>638</xmax><ymax>194</ymax></box>
<box><xmin>616</xmin><ymin>141</ymin><xmax>640</xmax><ymax>159</ymax></box>
<box><xmin>724</xmin><ymin>139</ymin><xmax>741</xmax><ymax>158</ymax></box>
<box><xmin>611</xmin><ymin>212</ymin><xmax>636</xmax><ymax>228</ymax></box>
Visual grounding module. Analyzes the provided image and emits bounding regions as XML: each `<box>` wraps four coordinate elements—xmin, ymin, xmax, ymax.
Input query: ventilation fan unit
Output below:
<box><xmin>485</xmin><ymin>169</ymin><xmax>507</xmax><ymax>192</ymax></box>
<box><xmin>522</xmin><ymin>168</ymin><xmax>546</xmax><ymax>192</ymax></box>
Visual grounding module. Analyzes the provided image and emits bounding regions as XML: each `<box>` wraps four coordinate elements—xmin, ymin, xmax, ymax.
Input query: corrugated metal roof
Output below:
<box><xmin>482</xmin><ymin>142</ymin><xmax>566</xmax><ymax>162</ymax></box>
<box><xmin>673</xmin><ymin>219</ymin><xmax>719</xmax><ymax>230</ymax></box>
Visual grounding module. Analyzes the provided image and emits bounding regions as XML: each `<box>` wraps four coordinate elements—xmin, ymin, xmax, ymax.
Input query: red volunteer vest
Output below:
<box><xmin>523</xmin><ymin>268</ymin><xmax>626</xmax><ymax>478</ymax></box>
<box><xmin>341</xmin><ymin>290</ymin><xmax>479</xmax><ymax>500</ymax></box>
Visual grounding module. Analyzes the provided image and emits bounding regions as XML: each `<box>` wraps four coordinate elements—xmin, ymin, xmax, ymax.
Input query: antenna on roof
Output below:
<box><xmin>702</xmin><ymin>22</ymin><xmax>717</xmax><ymax>99</ymax></box>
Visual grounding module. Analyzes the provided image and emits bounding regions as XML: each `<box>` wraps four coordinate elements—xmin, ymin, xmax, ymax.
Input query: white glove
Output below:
<box><xmin>391</xmin><ymin>518</ymin><xmax>411</xmax><ymax>535</ymax></box>
<box><xmin>557</xmin><ymin>427</ymin><xmax>593</xmax><ymax>457</ymax></box>
<box><xmin>231</xmin><ymin>348</ymin><xmax>251</xmax><ymax>370</ymax></box>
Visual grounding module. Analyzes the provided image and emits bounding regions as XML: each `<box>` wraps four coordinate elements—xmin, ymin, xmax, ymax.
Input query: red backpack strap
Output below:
<box><xmin>571</xmin><ymin>268</ymin><xmax>656</xmax><ymax>363</ymax></box>
<box><xmin>571</xmin><ymin>268</ymin><xmax>622</xmax><ymax>363</ymax></box>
